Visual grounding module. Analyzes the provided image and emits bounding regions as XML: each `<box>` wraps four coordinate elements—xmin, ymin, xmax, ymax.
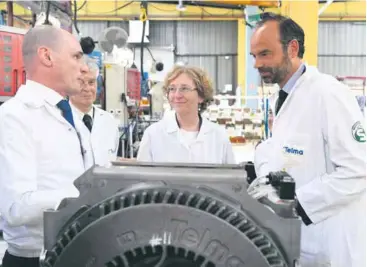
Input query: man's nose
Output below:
<box><xmin>81</xmin><ymin>62</ymin><xmax>89</xmax><ymax>73</ymax></box>
<box><xmin>253</xmin><ymin>57</ymin><xmax>262</xmax><ymax>69</ymax></box>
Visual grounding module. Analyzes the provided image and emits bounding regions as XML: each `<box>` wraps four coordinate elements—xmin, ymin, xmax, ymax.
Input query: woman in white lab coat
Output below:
<box><xmin>137</xmin><ymin>65</ymin><xmax>235</xmax><ymax>164</ymax></box>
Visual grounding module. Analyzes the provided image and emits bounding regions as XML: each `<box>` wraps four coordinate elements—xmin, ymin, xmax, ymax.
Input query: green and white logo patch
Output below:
<box><xmin>351</xmin><ymin>121</ymin><xmax>366</xmax><ymax>143</ymax></box>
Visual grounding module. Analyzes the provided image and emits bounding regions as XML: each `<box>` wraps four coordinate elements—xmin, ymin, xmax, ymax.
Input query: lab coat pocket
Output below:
<box><xmin>282</xmin><ymin>134</ymin><xmax>310</xmax><ymax>170</ymax></box>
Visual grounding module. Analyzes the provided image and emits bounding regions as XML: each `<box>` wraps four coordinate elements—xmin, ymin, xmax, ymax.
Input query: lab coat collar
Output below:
<box><xmin>93</xmin><ymin>106</ymin><xmax>105</xmax><ymax>119</ymax></box>
<box><xmin>16</xmin><ymin>80</ymin><xmax>64</xmax><ymax>108</ymax></box>
<box><xmin>70</xmin><ymin>104</ymin><xmax>96</xmax><ymax>121</ymax></box>
<box><xmin>268</xmin><ymin>64</ymin><xmax>319</xmax><ymax>113</ymax></box>
<box><xmin>282</xmin><ymin>63</ymin><xmax>306</xmax><ymax>94</ymax></box>
<box><xmin>165</xmin><ymin>111</ymin><xmax>213</xmax><ymax>136</ymax></box>
<box><xmin>16</xmin><ymin>80</ymin><xmax>75</xmax><ymax>129</ymax></box>
<box><xmin>71</xmin><ymin>105</ymin><xmax>105</xmax><ymax>135</ymax></box>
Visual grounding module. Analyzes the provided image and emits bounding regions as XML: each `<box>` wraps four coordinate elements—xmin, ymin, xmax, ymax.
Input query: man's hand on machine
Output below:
<box><xmin>247</xmin><ymin>171</ymin><xmax>296</xmax><ymax>201</ymax></box>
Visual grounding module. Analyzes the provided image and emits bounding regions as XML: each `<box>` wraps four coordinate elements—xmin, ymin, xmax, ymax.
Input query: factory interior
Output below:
<box><xmin>0</xmin><ymin>0</ymin><xmax>366</xmax><ymax>267</ymax></box>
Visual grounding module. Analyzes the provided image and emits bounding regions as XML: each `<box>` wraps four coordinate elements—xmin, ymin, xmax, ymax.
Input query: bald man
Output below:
<box><xmin>0</xmin><ymin>25</ymin><xmax>89</xmax><ymax>267</ymax></box>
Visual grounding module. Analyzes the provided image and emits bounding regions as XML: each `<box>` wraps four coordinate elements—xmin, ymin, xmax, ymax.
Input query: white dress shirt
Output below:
<box><xmin>0</xmin><ymin>80</ymin><xmax>86</xmax><ymax>258</ymax></box>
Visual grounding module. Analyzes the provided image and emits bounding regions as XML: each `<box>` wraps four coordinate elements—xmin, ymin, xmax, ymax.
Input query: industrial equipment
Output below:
<box><xmin>97</xmin><ymin>23</ymin><xmax>166</xmax><ymax>158</ymax></box>
<box><xmin>104</xmin><ymin>64</ymin><xmax>140</xmax><ymax>125</ymax></box>
<box><xmin>104</xmin><ymin>63</ymin><xmax>142</xmax><ymax>157</ymax></box>
<box><xmin>149</xmin><ymin>81</ymin><xmax>166</xmax><ymax>119</ymax></box>
<box><xmin>98</xmin><ymin>26</ymin><xmax>134</xmax><ymax>66</ymax></box>
<box><xmin>15</xmin><ymin>1</ymin><xmax>72</xmax><ymax>31</ymax></box>
<box><xmin>0</xmin><ymin>25</ymin><xmax>27</xmax><ymax>104</ymax></box>
<box><xmin>40</xmin><ymin>162</ymin><xmax>301</xmax><ymax>267</ymax></box>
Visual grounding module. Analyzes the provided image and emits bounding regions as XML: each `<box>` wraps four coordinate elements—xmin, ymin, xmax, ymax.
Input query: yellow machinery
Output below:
<box><xmin>197</xmin><ymin>1</ymin><xmax>280</xmax><ymax>7</ymax></box>
<box><xmin>148</xmin><ymin>0</ymin><xmax>280</xmax><ymax>9</ymax></box>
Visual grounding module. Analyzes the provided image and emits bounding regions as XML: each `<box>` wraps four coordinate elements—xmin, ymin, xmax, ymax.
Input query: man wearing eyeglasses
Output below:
<box><xmin>251</xmin><ymin>13</ymin><xmax>366</xmax><ymax>267</ymax></box>
<box><xmin>69</xmin><ymin>56</ymin><xmax>120</xmax><ymax>168</ymax></box>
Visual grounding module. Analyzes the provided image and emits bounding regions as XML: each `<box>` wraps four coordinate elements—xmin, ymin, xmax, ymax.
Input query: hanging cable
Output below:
<box><xmin>140</xmin><ymin>2</ymin><xmax>147</xmax><ymax>81</ymax></box>
<box><xmin>31</xmin><ymin>12</ymin><xmax>37</xmax><ymax>27</ymax></box>
<box><xmin>77</xmin><ymin>0</ymin><xmax>87</xmax><ymax>11</ymax></box>
<box><xmin>137</xmin><ymin>1</ymin><xmax>149</xmax><ymax>139</ymax></box>
<box><xmin>145</xmin><ymin>47</ymin><xmax>156</xmax><ymax>62</ymax></box>
<box><xmin>43</xmin><ymin>1</ymin><xmax>51</xmax><ymax>25</ymax></box>
<box><xmin>73</xmin><ymin>0</ymin><xmax>80</xmax><ymax>34</ymax></box>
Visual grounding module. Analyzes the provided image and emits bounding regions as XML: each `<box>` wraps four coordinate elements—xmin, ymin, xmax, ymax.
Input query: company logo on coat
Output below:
<box><xmin>282</xmin><ymin>145</ymin><xmax>305</xmax><ymax>169</ymax></box>
<box><xmin>283</xmin><ymin>146</ymin><xmax>304</xmax><ymax>155</ymax></box>
<box><xmin>352</xmin><ymin>121</ymin><xmax>366</xmax><ymax>143</ymax></box>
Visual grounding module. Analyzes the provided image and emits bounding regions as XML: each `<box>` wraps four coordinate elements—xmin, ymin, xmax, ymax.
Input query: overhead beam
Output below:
<box><xmin>197</xmin><ymin>1</ymin><xmax>280</xmax><ymax>8</ymax></box>
<box><xmin>148</xmin><ymin>0</ymin><xmax>280</xmax><ymax>9</ymax></box>
<box><xmin>318</xmin><ymin>0</ymin><xmax>334</xmax><ymax>16</ymax></box>
<box><xmin>0</xmin><ymin>1</ymin><xmax>365</xmax><ymax>21</ymax></box>
<box><xmin>265</xmin><ymin>1</ymin><xmax>366</xmax><ymax>21</ymax></box>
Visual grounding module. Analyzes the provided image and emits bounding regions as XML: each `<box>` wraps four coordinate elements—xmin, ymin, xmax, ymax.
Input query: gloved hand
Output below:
<box><xmin>248</xmin><ymin>183</ymin><xmax>277</xmax><ymax>200</ymax></box>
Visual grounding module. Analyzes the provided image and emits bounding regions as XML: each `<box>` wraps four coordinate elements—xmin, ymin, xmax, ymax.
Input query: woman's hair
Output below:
<box><xmin>163</xmin><ymin>65</ymin><xmax>214</xmax><ymax>112</ymax></box>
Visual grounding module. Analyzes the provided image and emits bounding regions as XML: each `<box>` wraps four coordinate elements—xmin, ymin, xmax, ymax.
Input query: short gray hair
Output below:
<box><xmin>83</xmin><ymin>55</ymin><xmax>99</xmax><ymax>77</ymax></box>
<box><xmin>22</xmin><ymin>25</ymin><xmax>62</xmax><ymax>71</ymax></box>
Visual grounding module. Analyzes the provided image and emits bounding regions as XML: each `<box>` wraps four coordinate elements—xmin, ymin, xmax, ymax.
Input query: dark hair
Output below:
<box><xmin>256</xmin><ymin>12</ymin><xmax>305</xmax><ymax>58</ymax></box>
<box><xmin>80</xmin><ymin>36</ymin><xmax>95</xmax><ymax>55</ymax></box>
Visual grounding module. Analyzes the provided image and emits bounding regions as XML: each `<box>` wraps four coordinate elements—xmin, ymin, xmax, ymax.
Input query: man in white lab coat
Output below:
<box><xmin>70</xmin><ymin>56</ymin><xmax>120</xmax><ymax>168</ymax></box>
<box><xmin>0</xmin><ymin>26</ymin><xmax>88</xmax><ymax>267</ymax></box>
<box><xmin>251</xmin><ymin>13</ymin><xmax>366</xmax><ymax>267</ymax></box>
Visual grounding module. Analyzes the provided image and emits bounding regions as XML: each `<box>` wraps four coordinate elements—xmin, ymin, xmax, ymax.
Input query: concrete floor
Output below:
<box><xmin>0</xmin><ymin>144</ymin><xmax>256</xmax><ymax>264</ymax></box>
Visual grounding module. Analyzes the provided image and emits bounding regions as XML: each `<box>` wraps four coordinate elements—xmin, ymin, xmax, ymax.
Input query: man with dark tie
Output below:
<box><xmin>0</xmin><ymin>25</ymin><xmax>88</xmax><ymax>267</ymax></box>
<box><xmin>69</xmin><ymin>56</ymin><xmax>120</xmax><ymax>167</ymax></box>
<box><xmin>251</xmin><ymin>13</ymin><xmax>365</xmax><ymax>267</ymax></box>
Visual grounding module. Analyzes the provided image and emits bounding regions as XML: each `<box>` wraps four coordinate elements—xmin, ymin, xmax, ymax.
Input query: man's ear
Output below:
<box><xmin>288</xmin><ymin>39</ymin><xmax>299</xmax><ymax>59</ymax></box>
<box><xmin>38</xmin><ymin>46</ymin><xmax>53</xmax><ymax>67</ymax></box>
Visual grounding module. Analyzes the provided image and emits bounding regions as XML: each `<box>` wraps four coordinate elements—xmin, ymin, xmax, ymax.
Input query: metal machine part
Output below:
<box><xmin>40</xmin><ymin>162</ymin><xmax>301</xmax><ymax>267</ymax></box>
<box><xmin>248</xmin><ymin>172</ymin><xmax>297</xmax><ymax>218</ymax></box>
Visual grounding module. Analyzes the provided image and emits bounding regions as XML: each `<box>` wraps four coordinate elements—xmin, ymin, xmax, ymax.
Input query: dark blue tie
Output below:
<box><xmin>275</xmin><ymin>90</ymin><xmax>288</xmax><ymax>115</ymax></box>
<box><xmin>57</xmin><ymin>99</ymin><xmax>75</xmax><ymax>128</ymax></box>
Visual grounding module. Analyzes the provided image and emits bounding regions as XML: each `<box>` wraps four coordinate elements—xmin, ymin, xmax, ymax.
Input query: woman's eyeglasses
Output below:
<box><xmin>167</xmin><ymin>86</ymin><xmax>197</xmax><ymax>94</ymax></box>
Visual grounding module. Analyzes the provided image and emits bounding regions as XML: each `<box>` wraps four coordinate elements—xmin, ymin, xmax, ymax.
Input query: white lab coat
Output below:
<box><xmin>0</xmin><ymin>80</ymin><xmax>87</xmax><ymax>257</ymax></box>
<box><xmin>254</xmin><ymin>66</ymin><xmax>366</xmax><ymax>267</ymax></box>
<box><xmin>137</xmin><ymin>111</ymin><xmax>235</xmax><ymax>164</ymax></box>
<box><xmin>72</xmin><ymin>105</ymin><xmax>120</xmax><ymax>168</ymax></box>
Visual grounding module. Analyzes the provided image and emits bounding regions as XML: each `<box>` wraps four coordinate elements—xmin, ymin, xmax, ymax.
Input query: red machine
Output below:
<box><xmin>0</xmin><ymin>26</ymin><xmax>27</xmax><ymax>104</ymax></box>
<box><xmin>126</xmin><ymin>68</ymin><xmax>141</xmax><ymax>101</ymax></box>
